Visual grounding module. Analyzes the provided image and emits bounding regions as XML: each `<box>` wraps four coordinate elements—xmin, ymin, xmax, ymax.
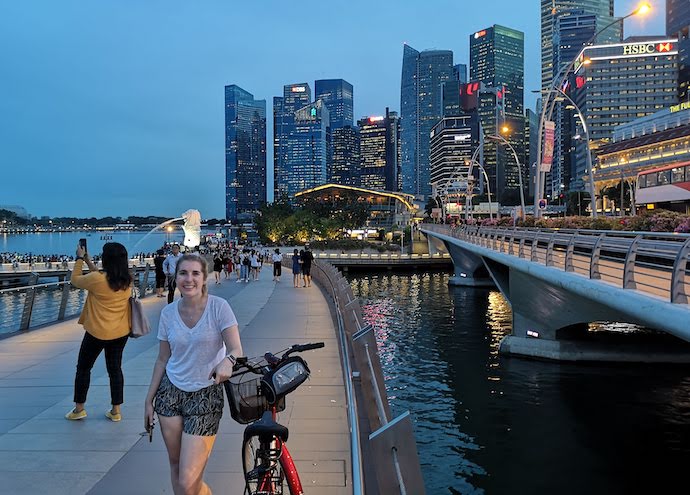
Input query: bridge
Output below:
<box><xmin>421</xmin><ymin>224</ymin><xmax>690</xmax><ymax>362</ymax></box>
<box><xmin>314</xmin><ymin>252</ymin><xmax>452</xmax><ymax>269</ymax></box>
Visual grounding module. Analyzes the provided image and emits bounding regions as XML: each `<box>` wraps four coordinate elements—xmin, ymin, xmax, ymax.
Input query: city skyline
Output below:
<box><xmin>0</xmin><ymin>0</ymin><xmax>663</xmax><ymax>217</ymax></box>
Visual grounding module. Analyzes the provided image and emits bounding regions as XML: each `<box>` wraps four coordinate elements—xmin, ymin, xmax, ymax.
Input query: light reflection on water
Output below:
<box><xmin>347</xmin><ymin>271</ymin><xmax>690</xmax><ymax>495</ymax></box>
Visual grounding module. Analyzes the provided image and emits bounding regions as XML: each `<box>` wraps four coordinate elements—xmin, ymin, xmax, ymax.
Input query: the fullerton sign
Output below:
<box><xmin>623</xmin><ymin>42</ymin><xmax>674</xmax><ymax>55</ymax></box>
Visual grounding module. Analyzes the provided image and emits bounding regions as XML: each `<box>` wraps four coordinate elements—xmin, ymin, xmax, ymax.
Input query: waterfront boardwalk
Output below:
<box><xmin>0</xmin><ymin>266</ymin><xmax>351</xmax><ymax>494</ymax></box>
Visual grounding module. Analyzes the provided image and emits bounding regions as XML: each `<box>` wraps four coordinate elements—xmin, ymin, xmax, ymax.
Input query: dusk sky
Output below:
<box><xmin>0</xmin><ymin>0</ymin><xmax>665</xmax><ymax>219</ymax></box>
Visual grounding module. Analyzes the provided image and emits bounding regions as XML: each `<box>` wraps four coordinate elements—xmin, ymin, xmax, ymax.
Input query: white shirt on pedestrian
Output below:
<box><xmin>163</xmin><ymin>253</ymin><xmax>182</xmax><ymax>277</ymax></box>
<box><xmin>157</xmin><ymin>295</ymin><xmax>238</xmax><ymax>392</ymax></box>
<box><xmin>272</xmin><ymin>253</ymin><xmax>283</xmax><ymax>262</ymax></box>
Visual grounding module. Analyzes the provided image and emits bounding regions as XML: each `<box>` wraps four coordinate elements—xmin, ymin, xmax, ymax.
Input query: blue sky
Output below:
<box><xmin>0</xmin><ymin>0</ymin><xmax>665</xmax><ymax>218</ymax></box>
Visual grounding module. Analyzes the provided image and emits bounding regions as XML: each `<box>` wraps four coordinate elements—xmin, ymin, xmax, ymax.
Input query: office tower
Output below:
<box><xmin>331</xmin><ymin>126</ymin><xmax>360</xmax><ymax>187</ymax></box>
<box><xmin>273</xmin><ymin>84</ymin><xmax>312</xmax><ymax>199</ymax></box>
<box><xmin>470</xmin><ymin>25</ymin><xmax>526</xmax><ymax>205</ymax></box>
<box><xmin>525</xmin><ymin>108</ymin><xmax>539</xmax><ymax>199</ymax></box>
<box><xmin>358</xmin><ymin>109</ymin><xmax>401</xmax><ymax>191</ymax></box>
<box><xmin>541</xmin><ymin>0</ymin><xmax>620</xmax><ymax>91</ymax></box>
<box><xmin>224</xmin><ymin>85</ymin><xmax>266</xmax><ymax>222</ymax></box>
<box><xmin>668</xmin><ymin>0</ymin><xmax>690</xmax><ymax>101</ymax></box>
<box><xmin>550</xmin><ymin>10</ymin><xmax>597</xmax><ymax>197</ymax></box>
<box><xmin>400</xmin><ymin>44</ymin><xmax>454</xmax><ymax>197</ymax></box>
<box><xmin>571</xmin><ymin>37</ymin><xmax>679</xmax><ymax>187</ymax></box>
<box><xmin>429</xmin><ymin>115</ymin><xmax>481</xmax><ymax>195</ymax></box>
<box><xmin>454</xmin><ymin>64</ymin><xmax>468</xmax><ymax>84</ymax></box>
<box><xmin>315</xmin><ymin>79</ymin><xmax>354</xmax><ymax>129</ymax></box>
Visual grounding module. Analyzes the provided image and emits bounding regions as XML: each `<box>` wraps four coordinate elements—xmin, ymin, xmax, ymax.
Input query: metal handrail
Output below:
<box><xmin>308</xmin><ymin>259</ymin><xmax>364</xmax><ymax>495</ymax></box>
<box><xmin>423</xmin><ymin>224</ymin><xmax>690</xmax><ymax>304</ymax></box>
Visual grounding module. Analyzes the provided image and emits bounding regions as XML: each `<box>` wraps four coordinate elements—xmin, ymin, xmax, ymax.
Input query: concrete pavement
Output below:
<box><xmin>0</xmin><ymin>264</ymin><xmax>351</xmax><ymax>494</ymax></box>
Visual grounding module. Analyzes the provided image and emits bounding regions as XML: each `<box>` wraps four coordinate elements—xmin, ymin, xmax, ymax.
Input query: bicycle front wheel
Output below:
<box><xmin>242</xmin><ymin>435</ymin><xmax>285</xmax><ymax>495</ymax></box>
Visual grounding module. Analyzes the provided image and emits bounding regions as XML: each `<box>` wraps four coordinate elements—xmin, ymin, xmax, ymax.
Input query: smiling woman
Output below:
<box><xmin>144</xmin><ymin>253</ymin><xmax>243</xmax><ymax>494</ymax></box>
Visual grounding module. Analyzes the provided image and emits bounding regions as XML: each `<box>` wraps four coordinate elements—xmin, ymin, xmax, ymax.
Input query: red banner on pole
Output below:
<box><xmin>541</xmin><ymin>120</ymin><xmax>555</xmax><ymax>172</ymax></box>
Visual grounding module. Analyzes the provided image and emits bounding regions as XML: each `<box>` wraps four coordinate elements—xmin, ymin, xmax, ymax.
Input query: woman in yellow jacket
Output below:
<box><xmin>65</xmin><ymin>242</ymin><xmax>133</xmax><ymax>422</ymax></box>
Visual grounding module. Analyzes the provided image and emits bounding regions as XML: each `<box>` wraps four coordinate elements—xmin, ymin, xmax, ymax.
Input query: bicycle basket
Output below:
<box><xmin>261</xmin><ymin>356</ymin><xmax>311</xmax><ymax>405</ymax></box>
<box><xmin>224</xmin><ymin>376</ymin><xmax>286</xmax><ymax>425</ymax></box>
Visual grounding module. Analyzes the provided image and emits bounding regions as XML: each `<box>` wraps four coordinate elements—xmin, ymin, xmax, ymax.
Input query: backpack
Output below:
<box><xmin>242</xmin><ymin>256</ymin><xmax>250</xmax><ymax>266</ymax></box>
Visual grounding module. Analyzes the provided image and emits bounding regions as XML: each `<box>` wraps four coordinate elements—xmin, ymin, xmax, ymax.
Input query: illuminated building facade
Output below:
<box><xmin>400</xmin><ymin>45</ymin><xmax>454</xmax><ymax>197</ymax></box>
<box><xmin>273</xmin><ymin>83</ymin><xmax>312</xmax><ymax>200</ymax></box>
<box><xmin>224</xmin><ymin>85</ymin><xmax>266</xmax><ymax>222</ymax></box>
<box><xmin>331</xmin><ymin>126</ymin><xmax>360</xmax><ymax>187</ymax></box>
<box><xmin>358</xmin><ymin>109</ymin><xmax>401</xmax><ymax>192</ymax></box>
<box><xmin>429</xmin><ymin>115</ymin><xmax>480</xmax><ymax>197</ymax></box>
<box><xmin>595</xmin><ymin>107</ymin><xmax>690</xmax><ymax>211</ymax></box>
<box><xmin>470</xmin><ymin>25</ymin><xmax>526</xmax><ymax>205</ymax></box>
<box><xmin>295</xmin><ymin>184</ymin><xmax>417</xmax><ymax>229</ymax></box>
<box><xmin>572</xmin><ymin>37</ymin><xmax>679</xmax><ymax>188</ymax></box>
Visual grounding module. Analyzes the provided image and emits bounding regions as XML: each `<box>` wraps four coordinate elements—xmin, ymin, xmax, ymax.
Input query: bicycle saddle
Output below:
<box><xmin>244</xmin><ymin>411</ymin><xmax>289</xmax><ymax>442</ymax></box>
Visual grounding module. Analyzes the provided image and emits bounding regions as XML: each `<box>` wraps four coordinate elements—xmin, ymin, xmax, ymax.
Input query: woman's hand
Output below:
<box><xmin>76</xmin><ymin>244</ymin><xmax>86</xmax><ymax>259</ymax></box>
<box><xmin>209</xmin><ymin>357</ymin><xmax>234</xmax><ymax>384</ymax></box>
<box><xmin>144</xmin><ymin>400</ymin><xmax>155</xmax><ymax>433</ymax></box>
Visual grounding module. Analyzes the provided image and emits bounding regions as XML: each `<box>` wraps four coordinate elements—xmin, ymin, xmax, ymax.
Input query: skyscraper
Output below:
<box><xmin>551</xmin><ymin>10</ymin><xmax>597</xmax><ymax>197</ymax></box>
<box><xmin>541</xmin><ymin>0</ymin><xmax>620</xmax><ymax>91</ymax></box>
<box><xmin>470</xmin><ymin>25</ymin><xmax>526</xmax><ymax>205</ymax></box>
<box><xmin>668</xmin><ymin>0</ymin><xmax>690</xmax><ymax>101</ymax></box>
<box><xmin>273</xmin><ymin>83</ymin><xmax>312</xmax><ymax>199</ymax></box>
<box><xmin>224</xmin><ymin>85</ymin><xmax>266</xmax><ymax>222</ymax></box>
<box><xmin>358</xmin><ymin>109</ymin><xmax>401</xmax><ymax>191</ymax></box>
<box><xmin>331</xmin><ymin>126</ymin><xmax>360</xmax><ymax>187</ymax></box>
<box><xmin>400</xmin><ymin>44</ymin><xmax>454</xmax><ymax>197</ymax></box>
<box><xmin>314</xmin><ymin>79</ymin><xmax>354</xmax><ymax>129</ymax></box>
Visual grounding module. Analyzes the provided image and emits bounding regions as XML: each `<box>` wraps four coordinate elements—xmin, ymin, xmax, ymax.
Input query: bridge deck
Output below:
<box><xmin>0</xmin><ymin>267</ymin><xmax>351</xmax><ymax>494</ymax></box>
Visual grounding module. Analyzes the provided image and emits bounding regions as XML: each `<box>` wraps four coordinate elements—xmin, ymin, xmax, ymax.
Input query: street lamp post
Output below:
<box><xmin>534</xmin><ymin>3</ymin><xmax>651</xmax><ymax>218</ymax></box>
<box><xmin>486</xmin><ymin>132</ymin><xmax>526</xmax><ymax>218</ymax></box>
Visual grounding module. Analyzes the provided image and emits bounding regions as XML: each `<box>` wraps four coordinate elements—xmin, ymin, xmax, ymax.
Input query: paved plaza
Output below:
<box><xmin>0</xmin><ymin>265</ymin><xmax>352</xmax><ymax>494</ymax></box>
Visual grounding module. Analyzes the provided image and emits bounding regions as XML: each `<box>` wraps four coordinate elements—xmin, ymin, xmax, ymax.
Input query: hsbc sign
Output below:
<box><xmin>622</xmin><ymin>42</ymin><xmax>674</xmax><ymax>55</ymax></box>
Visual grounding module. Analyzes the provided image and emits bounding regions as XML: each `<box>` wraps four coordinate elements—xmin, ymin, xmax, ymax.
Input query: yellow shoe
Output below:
<box><xmin>65</xmin><ymin>408</ymin><xmax>87</xmax><ymax>420</ymax></box>
<box><xmin>105</xmin><ymin>410</ymin><xmax>121</xmax><ymax>422</ymax></box>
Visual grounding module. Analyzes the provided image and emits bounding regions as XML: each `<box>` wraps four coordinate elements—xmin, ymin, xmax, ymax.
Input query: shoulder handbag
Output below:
<box><xmin>129</xmin><ymin>289</ymin><xmax>151</xmax><ymax>338</ymax></box>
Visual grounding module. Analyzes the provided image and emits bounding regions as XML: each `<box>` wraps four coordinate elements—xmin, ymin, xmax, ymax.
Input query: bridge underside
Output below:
<box><xmin>431</xmin><ymin>232</ymin><xmax>690</xmax><ymax>363</ymax></box>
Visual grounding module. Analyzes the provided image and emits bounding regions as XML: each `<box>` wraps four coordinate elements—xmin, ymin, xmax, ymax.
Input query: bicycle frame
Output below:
<box><xmin>251</xmin><ymin>404</ymin><xmax>303</xmax><ymax>495</ymax></box>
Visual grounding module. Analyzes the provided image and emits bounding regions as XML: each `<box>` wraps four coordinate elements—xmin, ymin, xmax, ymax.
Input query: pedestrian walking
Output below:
<box><xmin>144</xmin><ymin>254</ymin><xmax>242</xmax><ymax>495</ymax></box>
<box><xmin>292</xmin><ymin>249</ymin><xmax>302</xmax><ymax>288</ymax></box>
<box><xmin>65</xmin><ymin>242</ymin><xmax>132</xmax><ymax>422</ymax></box>
<box><xmin>163</xmin><ymin>244</ymin><xmax>182</xmax><ymax>303</ymax></box>
<box><xmin>272</xmin><ymin>248</ymin><xmax>282</xmax><ymax>282</ymax></box>
<box><xmin>212</xmin><ymin>253</ymin><xmax>223</xmax><ymax>284</ymax></box>
<box><xmin>154</xmin><ymin>249</ymin><xmax>166</xmax><ymax>298</ymax></box>
<box><xmin>301</xmin><ymin>247</ymin><xmax>314</xmax><ymax>288</ymax></box>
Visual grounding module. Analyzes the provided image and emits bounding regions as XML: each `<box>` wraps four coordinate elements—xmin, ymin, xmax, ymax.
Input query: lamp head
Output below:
<box><xmin>501</xmin><ymin>126</ymin><xmax>510</xmax><ymax>134</ymax></box>
<box><xmin>635</xmin><ymin>3</ymin><xmax>651</xmax><ymax>16</ymax></box>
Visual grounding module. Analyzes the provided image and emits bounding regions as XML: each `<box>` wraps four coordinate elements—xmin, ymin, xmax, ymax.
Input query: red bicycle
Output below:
<box><xmin>225</xmin><ymin>342</ymin><xmax>325</xmax><ymax>495</ymax></box>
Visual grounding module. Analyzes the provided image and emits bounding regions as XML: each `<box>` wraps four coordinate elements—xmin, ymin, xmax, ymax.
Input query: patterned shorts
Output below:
<box><xmin>154</xmin><ymin>374</ymin><xmax>224</xmax><ymax>436</ymax></box>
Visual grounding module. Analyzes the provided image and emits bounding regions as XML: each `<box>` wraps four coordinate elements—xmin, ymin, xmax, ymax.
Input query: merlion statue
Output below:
<box><xmin>182</xmin><ymin>209</ymin><xmax>201</xmax><ymax>248</ymax></box>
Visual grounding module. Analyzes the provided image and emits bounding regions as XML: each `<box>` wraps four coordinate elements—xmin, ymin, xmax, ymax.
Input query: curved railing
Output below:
<box><xmin>423</xmin><ymin>224</ymin><xmax>690</xmax><ymax>304</ymax></box>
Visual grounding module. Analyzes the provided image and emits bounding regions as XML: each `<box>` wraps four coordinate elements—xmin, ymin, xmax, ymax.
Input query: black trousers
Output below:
<box><xmin>273</xmin><ymin>262</ymin><xmax>281</xmax><ymax>277</ymax></box>
<box><xmin>74</xmin><ymin>331</ymin><xmax>128</xmax><ymax>405</ymax></box>
<box><xmin>167</xmin><ymin>276</ymin><xmax>176</xmax><ymax>304</ymax></box>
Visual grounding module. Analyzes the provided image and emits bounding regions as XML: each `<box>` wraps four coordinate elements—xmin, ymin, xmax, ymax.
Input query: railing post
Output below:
<box><xmin>590</xmin><ymin>234</ymin><xmax>606</xmax><ymax>280</ymax></box>
<box><xmin>530</xmin><ymin>236</ymin><xmax>538</xmax><ymax>262</ymax></box>
<box><xmin>19</xmin><ymin>273</ymin><xmax>39</xmax><ymax>331</ymax></box>
<box><xmin>671</xmin><ymin>238</ymin><xmax>690</xmax><ymax>304</ymax></box>
<box><xmin>623</xmin><ymin>236</ymin><xmax>642</xmax><ymax>290</ymax></box>
<box><xmin>141</xmin><ymin>263</ymin><xmax>150</xmax><ymax>298</ymax></box>
<box><xmin>58</xmin><ymin>272</ymin><xmax>72</xmax><ymax>320</ymax></box>
<box><xmin>565</xmin><ymin>234</ymin><xmax>576</xmax><ymax>272</ymax></box>
<box><xmin>519</xmin><ymin>238</ymin><xmax>525</xmax><ymax>259</ymax></box>
<box><xmin>546</xmin><ymin>232</ymin><xmax>557</xmax><ymax>267</ymax></box>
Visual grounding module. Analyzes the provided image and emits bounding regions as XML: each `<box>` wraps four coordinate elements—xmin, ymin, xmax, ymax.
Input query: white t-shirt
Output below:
<box><xmin>272</xmin><ymin>253</ymin><xmax>283</xmax><ymax>262</ymax></box>
<box><xmin>157</xmin><ymin>295</ymin><xmax>238</xmax><ymax>392</ymax></box>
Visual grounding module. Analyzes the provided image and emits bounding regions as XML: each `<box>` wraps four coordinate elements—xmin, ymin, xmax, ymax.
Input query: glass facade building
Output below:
<box><xmin>314</xmin><ymin>79</ymin><xmax>354</xmax><ymax>130</ymax></box>
<box><xmin>668</xmin><ymin>0</ymin><xmax>690</xmax><ymax>101</ymax></box>
<box><xmin>331</xmin><ymin>126</ymin><xmax>360</xmax><ymax>187</ymax></box>
<box><xmin>357</xmin><ymin>109</ymin><xmax>400</xmax><ymax>192</ymax></box>
<box><xmin>224</xmin><ymin>85</ymin><xmax>266</xmax><ymax>222</ymax></box>
<box><xmin>572</xmin><ymin>37</ymin><xmax>679</xmax><ymax>188</ymax></box>
<box><xmin>400</xmin><ymin>45</ymin><xmax>454</xmax><ymax>198</ymax></box>
<box><xmin>470</xmin><ymin>25</ymin><xmax>526</xmax><ymax>205</ymax></box>
<box><xmin>273</xmin><ymin>83</ymin><xmax>312</xmax><ymax>200</ymax></box>
<box><xmin>429</xmin><ymin>115</ymin><xmax>480</xmax><ymax>194</ymax></box>
<box><xmin>541</xmin><ymin>0</ymin><xmax>619</xmax><ymax>91</ymax></box>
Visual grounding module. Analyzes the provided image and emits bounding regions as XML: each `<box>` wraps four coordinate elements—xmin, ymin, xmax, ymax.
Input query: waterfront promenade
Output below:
<box><xmin>0</xmin><ymin>267</ymin><xmax>351</xmax><ymax>494</ymax></box>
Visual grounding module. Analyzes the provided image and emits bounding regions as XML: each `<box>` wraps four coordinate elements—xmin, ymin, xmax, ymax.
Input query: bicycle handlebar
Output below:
<box><xmin>232</xmin><ymin>342</ymin><xmax>325</xmax><ymax>374</ymax></box>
